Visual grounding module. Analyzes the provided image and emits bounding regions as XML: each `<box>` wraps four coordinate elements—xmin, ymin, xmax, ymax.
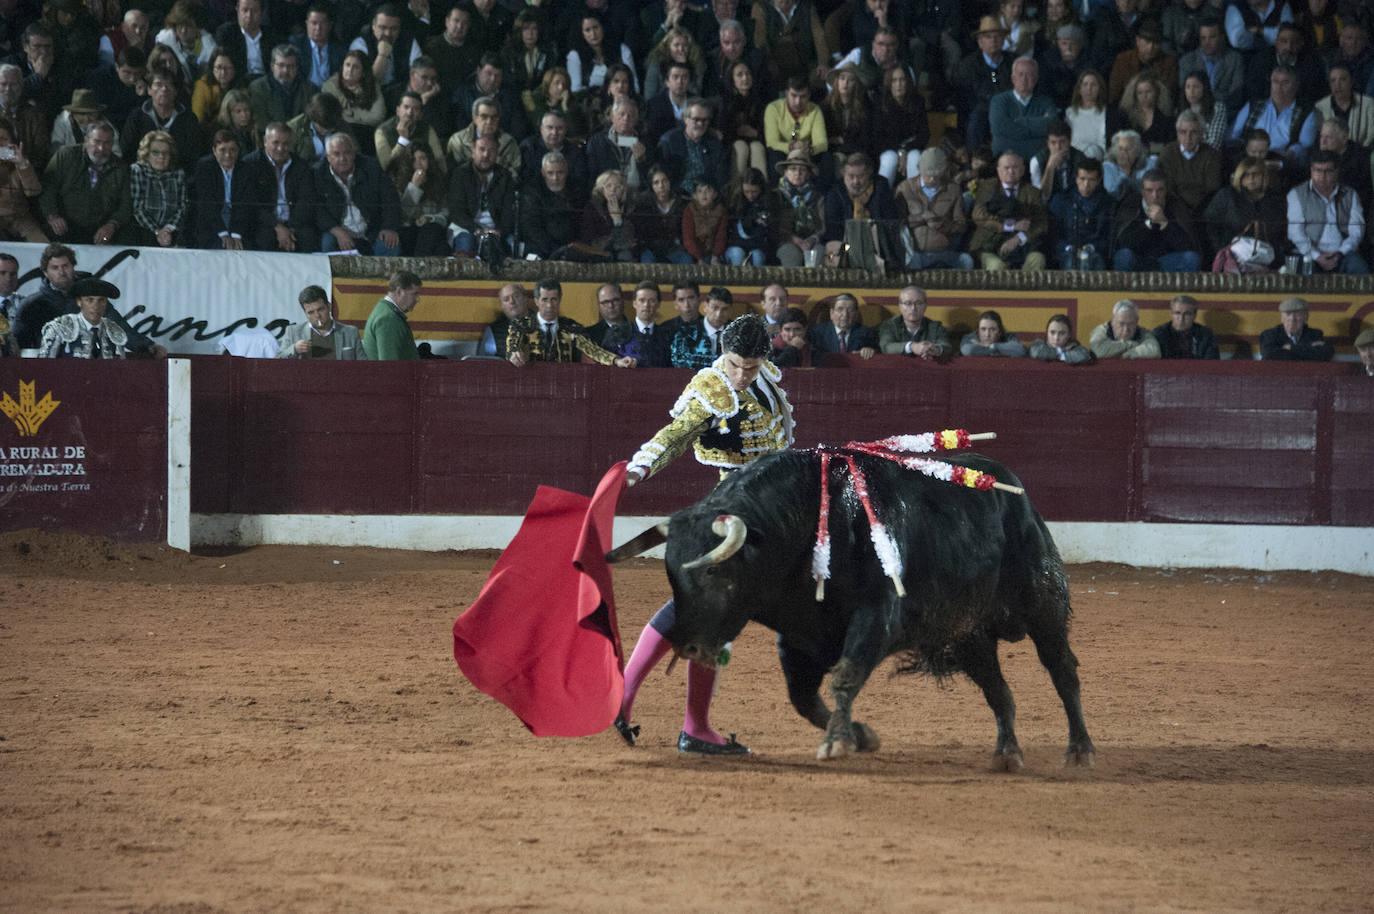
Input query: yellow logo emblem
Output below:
<box><xmin>1</xmin><ymin>380</ymin><xmax>60</xmax><ymax>436</ymax></box>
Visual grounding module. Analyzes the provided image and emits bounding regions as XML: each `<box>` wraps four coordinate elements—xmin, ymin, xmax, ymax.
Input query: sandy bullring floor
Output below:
<box><xmin>1</xmin><ymin>530</ymin><xmax>1371</xmax><ymax>913</ymax></box>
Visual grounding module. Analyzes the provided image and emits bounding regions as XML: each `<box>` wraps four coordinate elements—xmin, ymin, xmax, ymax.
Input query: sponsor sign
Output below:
<box><xmin>9</xmin><ymin>244</ymin><xmax>332</xmax><ymax>355</ymax></box>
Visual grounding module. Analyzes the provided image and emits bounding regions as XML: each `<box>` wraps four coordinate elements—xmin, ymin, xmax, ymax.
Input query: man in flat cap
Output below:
<box><xmin>1259</xmin><ymin>297</ymin><xmax>1333</xmax><ymax>361</ymax></box>
<box><xmin>1355</xmin><ymin>327</ymin><xmax>1374</xmax><ymax>376</ymax></box>
<box><xmin>36</xmin><ymin>278</ymin><xmax>129</xmax><ymax>358</ymax></box>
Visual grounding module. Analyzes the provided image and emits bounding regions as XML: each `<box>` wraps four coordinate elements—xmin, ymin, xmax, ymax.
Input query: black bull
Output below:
<box><xmin>610</xmin><ymin>450</ymin><xmax>1095</xmax><ymax>768</ymax></box>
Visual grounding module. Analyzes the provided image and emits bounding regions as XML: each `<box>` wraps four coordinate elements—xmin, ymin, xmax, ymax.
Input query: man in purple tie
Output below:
<box><xmin>807</xmin><ymin>292</ymin><xmax>878</xmax><ymax>362</ymax></box>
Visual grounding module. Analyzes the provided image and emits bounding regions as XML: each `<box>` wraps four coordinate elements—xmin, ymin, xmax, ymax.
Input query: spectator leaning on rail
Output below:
<box><xmin>878</xmin><ymin>285</ymin><xmax>951</xmax><ymax>360</ymax></box>
<box><xmin>362</xmin><ymin>270</ymin><xmax>423</xmax><ymax>361</ymax></box>
<box><xmin>1285</xmin><ymin>149</ymin><xmax>1367</xmax><ymax>275</ymax></box>
<box><xmin>1090</xmin><ymin>299</ymin><xmax>1161</xmax><ymax>359</ymax></box>
<box><xmin>1151</xmin><ymin>294</ymin><xmax>1219</xmax><ymax>359</ymax></box>
<box><xmin>1259</xmin><ymin>296</ymin><xmax>1334</xmax><ymax>361</ymax></box>
<box><xmin>960</xmin><ymin>309</ymin><xmax>1028</xmax><ymax>357</ymax></box>
<box><xmin>1029</xmin><ymin>313</ymin><xmax>1094</xmax><ymax>364</ymax></box>
<box><xmin>1355</xmin><ymin>327</ymin><xmax>1374</xmax><ymax>376</ymax></box>
<box><xmin>278</xmin><ymin>284</ymin><xmax>366</xmax><ymax>360</ymax></box>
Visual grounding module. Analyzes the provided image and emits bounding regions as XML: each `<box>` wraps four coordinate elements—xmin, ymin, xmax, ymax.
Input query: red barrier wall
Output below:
<box><xmin>0</xmin><ymin>362</ymin><xmax>168</xmax><ymax>540</ymax></box>
<box><xmin>189</xmin><ymin>357</ymin><xmax>1372</xmax><ymax>526</ymax></box>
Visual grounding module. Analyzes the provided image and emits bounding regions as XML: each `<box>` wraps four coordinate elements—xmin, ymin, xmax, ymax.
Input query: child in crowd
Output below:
<box><xmin>682</xmin><ymin>179</ymin><xmax>727</xmax><ymax>265</ymax></box>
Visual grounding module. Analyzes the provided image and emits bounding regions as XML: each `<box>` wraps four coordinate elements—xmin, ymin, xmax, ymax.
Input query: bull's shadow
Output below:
<box><xmin>620</xmin><ymin>745</ymin><xmax>1373</xmax><ymax>789</ymax></box>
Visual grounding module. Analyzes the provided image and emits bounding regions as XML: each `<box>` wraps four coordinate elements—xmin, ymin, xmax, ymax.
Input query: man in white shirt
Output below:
<box><xmin>1286</xmin><ymin>149</ymin><xmax>1367</xmax><ymax>274</ymax></box>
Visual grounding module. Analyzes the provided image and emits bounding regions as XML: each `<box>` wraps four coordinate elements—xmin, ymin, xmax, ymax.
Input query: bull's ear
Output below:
<box><xmin>605</xmin><ymin>522</ymin><xmax>670</xmax><ymax>563</ymax></box>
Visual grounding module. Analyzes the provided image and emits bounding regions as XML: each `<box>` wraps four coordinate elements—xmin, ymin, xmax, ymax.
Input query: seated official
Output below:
<box><xmin>277</xmin><ymin>284</ymin><xmax>366</xmax><ymax>359</ymax></box>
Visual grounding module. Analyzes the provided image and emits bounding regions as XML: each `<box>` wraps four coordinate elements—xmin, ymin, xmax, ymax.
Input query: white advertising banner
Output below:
<box><xmin>8</xmin><ymin>243</ymin><xmax>332</xmax><ymax>355</ymax></box>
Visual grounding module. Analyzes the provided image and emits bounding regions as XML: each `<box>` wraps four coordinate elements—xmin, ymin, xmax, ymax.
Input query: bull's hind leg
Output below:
<box><xmin>955</xmin><ymin>634</ymin><xmax>1023</xmax><ymax>771</ymax></box>
<box><xmin>1029</xmin><ymin>628</ymin><xmax>1095</xmax><ymax>767</ymax></box>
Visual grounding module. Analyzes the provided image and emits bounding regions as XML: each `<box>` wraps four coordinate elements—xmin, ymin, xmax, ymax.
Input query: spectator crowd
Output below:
<box><xmin>0</xmin><ymin>0</ymin><xmax>1366</xmax><ymax>274</ymax></box>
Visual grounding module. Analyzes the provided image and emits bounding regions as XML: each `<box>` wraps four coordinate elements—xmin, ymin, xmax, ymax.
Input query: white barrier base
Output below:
<box><xmin>190</xmin><ymin>515</ymin><xmax>1374</xmax><ymax>575</ymax></box>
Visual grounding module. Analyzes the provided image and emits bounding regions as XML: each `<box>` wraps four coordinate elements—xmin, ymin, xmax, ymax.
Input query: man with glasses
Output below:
<box><xmin>586</xmin><ymin>283</ymin><xmax>630</xmax><ymax>349</ymax></box>
<box><xmin>1286</xmin><ymin>150</ymin><xmax>1367</xmax><ymax>274</ymax></box>
<box><xmin>1151</xmin><ymin>294</ymin><xmax>1218</xmax><ymax>359</ymax></box>
<box><xmin>656</xmin><ymin>98</ymin><xmax>728</xmax><ymax>196</ymax></box>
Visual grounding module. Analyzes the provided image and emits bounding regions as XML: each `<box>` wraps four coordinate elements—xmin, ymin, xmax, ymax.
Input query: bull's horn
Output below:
<box><xmin>681</xmin><ymin>515</ymin><xmax>747</xmax><ymax>570</ymax></box>
<box><xmin>605</xmin><ymin>522</ymin><xmax>670</xmax><ymax>563</ymax></box>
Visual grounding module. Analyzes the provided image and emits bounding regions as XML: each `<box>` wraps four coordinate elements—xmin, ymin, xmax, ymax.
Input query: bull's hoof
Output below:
<box><xmin>853</xmin><ymin>721</ymin><xmax>881</xmax><ymax>753</ymax></box>
<box><xmin>816</xmin><ymin>738</ymin><xmax>856</xmax><ymax>760</ymax></box>
<box><xmin>990</xmin><ymin>747</ymin><xmax>1024</xmax><ymax>772</ymax></box>
<box><xmin>1064</xmin><ymin>747</ymin><xmax>1096</xmax><ymax>768</ymax></box>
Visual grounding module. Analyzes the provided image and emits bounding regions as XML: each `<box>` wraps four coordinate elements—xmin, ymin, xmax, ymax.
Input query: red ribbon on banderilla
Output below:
<box><xmin>811</xmin><ymin>430</ymin><xmax>1025</xmax><ymax>601</ymax></box>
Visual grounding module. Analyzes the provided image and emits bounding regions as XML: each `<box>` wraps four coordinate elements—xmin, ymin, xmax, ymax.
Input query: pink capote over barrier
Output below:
<box><xmin>452</xmin><ymin>462</ymin><xmax>629</xmax><ymax>737</ymax></box>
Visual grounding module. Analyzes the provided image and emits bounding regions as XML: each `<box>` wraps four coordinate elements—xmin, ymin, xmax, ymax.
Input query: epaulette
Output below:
<box><xmin>670</xmin><ymin>365</ymin><xmax>739</xmax><ymax>420</ymax></box>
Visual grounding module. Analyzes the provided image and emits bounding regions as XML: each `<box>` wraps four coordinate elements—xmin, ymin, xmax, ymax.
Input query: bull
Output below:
<box><xmin>610</xmin><ymin>449</ymin><xmax>1095</xmax><ymax>768</ymax></box>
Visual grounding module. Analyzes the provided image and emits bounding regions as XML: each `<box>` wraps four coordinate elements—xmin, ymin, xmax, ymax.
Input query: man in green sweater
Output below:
<box><xmin>363</xmin><ymin>270</ymin><xmax>423</xmax><ymax>360</ymax></box>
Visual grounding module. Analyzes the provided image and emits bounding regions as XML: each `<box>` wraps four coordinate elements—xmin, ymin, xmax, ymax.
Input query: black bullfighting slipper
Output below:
<box><xmin>677</xmin><ymin>731</ymin><xmax>751</xmax><ymax>756</ymax></box>
<box><xmin>613</xmin><ymin>716</ymin><xmax>639</xmax><ymax>747</ymax></box>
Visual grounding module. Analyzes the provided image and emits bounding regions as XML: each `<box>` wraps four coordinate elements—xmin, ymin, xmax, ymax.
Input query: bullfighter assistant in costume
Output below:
<box><xmin>616</xmin><ymin>314</ymin><xmax>794</xmax><ymax>755</ymax></box>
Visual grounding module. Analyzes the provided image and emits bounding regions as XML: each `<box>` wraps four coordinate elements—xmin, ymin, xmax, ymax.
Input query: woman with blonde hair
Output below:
<box><xmin>1202</xmin><ymin>155</ymin><xmax>1287</xmax><ymax>272</ymax></box>
<box><xmin>529</xmin><ymin>67</ymin><xmax>587</xmax><ymax>141</ymax></box>
<box><xmin>156</xmin><ymin>0</ymin><xmax>216</xmax><ymax>81</ymax></box>
<box><xmin>216</xmin><ymin>89</ymin><xmax>259</xmax><ymax>154</ymax></box>
<box><xmin>642</xmin><ymin>26</ymin><xmax>705</xmax><ymax>100</ymax></box>
<box><xmin>581</xmin><ymin>169</ymin><xmax>637</xmax><ymax>261</ymax></box>
<box><xmin>1102</xmin><ymin>128</ymin><xmax>1155</xmax><ymax>198</ymax></box>
<box><xmin>1119</xmin><ymin>73</ymin><xmax>1174</xmax><ymax>153</ymax></box>
<box><xmin>129</xmin><ymin>129</ymin><xmax>186</xmax><ymax>247</ymax></box>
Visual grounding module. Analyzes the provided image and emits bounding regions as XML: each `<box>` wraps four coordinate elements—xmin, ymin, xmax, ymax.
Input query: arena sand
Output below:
<box><xmin>1</xmin><ymin>530</ymin><xmax>1371</xmax><ymax>913</ymax></box>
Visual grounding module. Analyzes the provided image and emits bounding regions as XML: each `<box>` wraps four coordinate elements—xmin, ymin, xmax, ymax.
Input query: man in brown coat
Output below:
<box><xmin>969</xmin><ymin>152</ymin><xmax>1047</xmax><ymax>270</ymax></box>
<box><xmin>894</xmin><ymin>148</ymin><xmax>973</xmax><ymax>270</ymax></box>
<box><xmin>1156</xmin><ymin>110</ymin><xmax>1221</xmax><ymax>213</ymax></box>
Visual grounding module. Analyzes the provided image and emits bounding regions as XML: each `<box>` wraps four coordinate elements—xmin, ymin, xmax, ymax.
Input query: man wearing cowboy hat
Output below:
<box><xmin>35</xmin><ymin>278</ymin><xmax>130</xmax><ymax>359</ymax></box>
<box><xmin>953</xmin><ymin>15</ymin><xmax>1013</xmax><ymax>151</ymax></box>
<box><xmin>771</xmin><ymin>147</ymin><xmax>825</xmax><ymax>267</ymax></box>
<box><xmin>1108</xmin><ymin>18</ymin><xmax>1177</xmax><ymax>107</ymax></box>
<box><xmin>50</xmin><ymin>88</ymin><xmax>121</xmax><ymax>158</ymax></box>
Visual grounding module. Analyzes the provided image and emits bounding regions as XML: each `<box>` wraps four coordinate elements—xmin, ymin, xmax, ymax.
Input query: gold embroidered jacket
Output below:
<box><xmin>506</xmin><ymin>314</ymin><xmax>619</xmax><ymax>365</ymax></box>
<box><xmin>629</xmin><ymin>357</ymin><xmax>794</xmax><ymax>479</ymax></box>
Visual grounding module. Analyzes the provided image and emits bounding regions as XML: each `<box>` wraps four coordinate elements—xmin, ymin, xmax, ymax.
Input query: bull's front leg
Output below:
<box><xmin>817</xmin><ymin>612</ymin><xmax>887</xmax><ymax>760</ymax></box>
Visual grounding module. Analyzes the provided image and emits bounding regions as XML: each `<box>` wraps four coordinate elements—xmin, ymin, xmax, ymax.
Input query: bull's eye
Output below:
<box><xmin>705</xmin><ymin>567</ymin><xmax>717</xmax><ymax>576</ymax></box>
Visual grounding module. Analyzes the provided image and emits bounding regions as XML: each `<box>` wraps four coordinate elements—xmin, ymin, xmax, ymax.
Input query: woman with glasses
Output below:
<box><xmin>129</xmin><ymin>129</ymin><xmax>185</xmax><ymax>247</ymax></box>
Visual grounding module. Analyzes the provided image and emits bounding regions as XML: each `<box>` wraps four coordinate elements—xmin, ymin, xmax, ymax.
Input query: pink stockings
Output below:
<box><xmin>619</xmin><ymin>622</ymin><xmax>725</xmax><ymax>745</ymax></box>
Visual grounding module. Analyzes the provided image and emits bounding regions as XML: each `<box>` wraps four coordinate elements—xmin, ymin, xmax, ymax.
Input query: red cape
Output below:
<box><xmin>452</xmin><ymin>462</ymin><xmax>628</xmax><ymax>737</ymax></box>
